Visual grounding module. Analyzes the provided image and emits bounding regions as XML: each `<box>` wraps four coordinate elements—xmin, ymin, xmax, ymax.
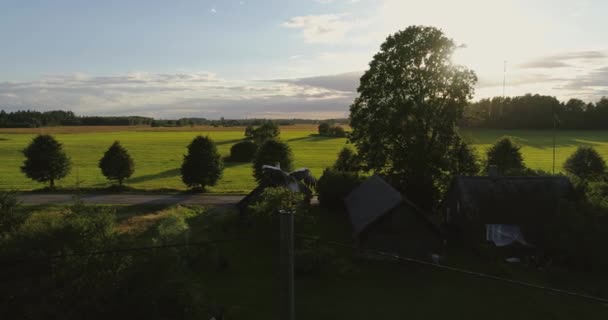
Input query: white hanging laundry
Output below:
<box><xmin>485</xmin><ymin>224</ymin><xmax>530</xmax><ymax>247</ymax></box>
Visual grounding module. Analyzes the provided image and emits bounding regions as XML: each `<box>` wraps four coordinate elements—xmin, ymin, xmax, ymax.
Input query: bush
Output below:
<box><xmin>181</xmin><ymin>136</ymin><xmax>224</xmax><ymax>190</ymax></box>
<box><xmin>252</xmin><ymin>140</ymin><xmax>293</xmax><ymax>182</ymax></box>
<box><xmin>316</xmin><ymin>169</ymin><xmax>364</xmax><ymax>211</ymax></box>
<box><xmin>563</xmin><ymin>146</ymin><xmax>606</xmax><ymax>180</ymax></box>
<box><xmin>0</xmin><ymin>192</ymin><xmax>22</xmax><ymax>237</ymax></box>
<box><xmin>318</xmin><ymin>122</ymin><xmax>331</xmax><ymax>135</ymax></box>
<box><xmin>228</xmin><ymin>140</ymin><xmax>258</xmax><ymax>162</ymax></box>
<box><xmin>249</xmin><ymin>187</ymin><xmax>306</xmax><ymax>216</ymax></box>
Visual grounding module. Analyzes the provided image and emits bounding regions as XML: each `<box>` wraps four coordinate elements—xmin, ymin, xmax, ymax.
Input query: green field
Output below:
<box><xmin>1</xmin><ymin>127</ymin><xmax>607</xmax><ymax>192</ymax></box>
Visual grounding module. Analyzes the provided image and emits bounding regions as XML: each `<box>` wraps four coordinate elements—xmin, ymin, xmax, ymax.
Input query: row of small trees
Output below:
<box><xmin>21</xmin><ymin>135</ymin><xmax>136</xmax><ymax>188</ymax></box>
<box><xmin>20</xmin><ymin>134</ymin><xmax>223</xmax><ymax>190</ymax></box>
<box><xmin>19</xmin><ymin>131</ymin><xmax>297</xmax><ymax>191</ymax></box>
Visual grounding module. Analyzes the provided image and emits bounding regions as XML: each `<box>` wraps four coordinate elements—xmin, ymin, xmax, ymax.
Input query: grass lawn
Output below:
<box><xmin>1</xmin><ymin>126</ymin><xmax>607</xmax><ymax>192</ymax></box>
<box><xmin>17</xmin><ymin>203</ymin><xmax>607</xmax><ymax>319</ymax></box>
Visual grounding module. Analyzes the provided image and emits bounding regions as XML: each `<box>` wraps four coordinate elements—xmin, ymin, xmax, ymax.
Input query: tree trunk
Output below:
<box><xmin>50</xmin><ymin>179</ymin><xmax>55</xmax><ymax>189</ymax></box>
<box><xmin>119</xmin><ymin>178</ymin><xmax>123</xmax><ymax>187</ymax></box>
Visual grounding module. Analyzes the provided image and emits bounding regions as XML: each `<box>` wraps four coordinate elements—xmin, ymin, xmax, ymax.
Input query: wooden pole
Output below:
<box><xmin>279</xmin><ymin>209</ymin><xmax>295</xmax><ymax>320</ymax></box>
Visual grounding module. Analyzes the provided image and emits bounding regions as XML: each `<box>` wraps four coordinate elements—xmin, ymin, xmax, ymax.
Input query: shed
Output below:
<box><xmin>443</xmin><ymin>176</ymin><xmax>575</xmax><ymax>246</ymax></box>
<box><xmin>344</xmin><ymin>175</ymin><xmax>441</xmax><ymax>259</ymax></box>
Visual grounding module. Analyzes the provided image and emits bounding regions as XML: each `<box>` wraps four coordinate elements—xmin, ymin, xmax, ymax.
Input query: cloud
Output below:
<box><xmin>279</xmin><ymin>71</ymin><xmax>362</xmax><ymax>92</ymax></box>
<box><xmin>282</xmin><ymin>14</ymin><xmax>359</xmax><ymax>44</ymax></box>
<box><xmin>210</xmin><ymin>8</ymin><xmax>217</xmax><ymax>14</ymax></box>
<box><xmin>518</xmin><ymin>51</ymin><xmax>607</xmax><ymax>69</ymax></box>
<box><xmin>0</xmin><ymin>72</ymin><xmax>355</xmax><ymax>119</ymax></box>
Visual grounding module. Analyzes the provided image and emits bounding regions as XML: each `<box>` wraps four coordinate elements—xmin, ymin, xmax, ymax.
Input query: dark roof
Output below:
<box><xmin>447</xmin><ymin>176</ymin><xmax>574</xmax><ymax>223</ymax></box>
<box><xmin>344</xmin><ymin>175</ymin><xmax>404</xmax><ymax>236</ymax></box>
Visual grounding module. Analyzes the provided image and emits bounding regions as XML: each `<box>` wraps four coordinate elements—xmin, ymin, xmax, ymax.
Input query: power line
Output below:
<box><xmin>294</xmin><ymin>234</ymin><xmax>608</xmax><ymax>305</ymax></box>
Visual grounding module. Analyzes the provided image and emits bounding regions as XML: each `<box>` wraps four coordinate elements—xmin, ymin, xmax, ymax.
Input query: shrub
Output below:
<box><xmin>181</xmin><ymin>136</ymin><xmax>224</xmax><ymax>190</ymax></box>
<box><xmin>328</xmin><ymin>125</ymin><xmax>346</xmax><ymax>138</ymax></box>
<box><xmin>0</xmin><ymin>192</ymin><xmax>22</xmax><ymax>237</ymax></box>
<box><xmin>563</xmin><ymin>146</ymin><xmax>606</xmax><ymax>180</ymax></box>
<box><xmin>318</xmin><ymin>122</ymin><xmax>331</xmax><ymax>135</ymax></box>
<box><xmin>252</xmin><ymin>140</ymin><xmax>293</xmax><ymax>182</ymax></box>
<box><xmin>316</xmin><ymin>169</ymin><xmax>364</xmax><ymax>211</ymax></box>
<box><xmin>249</xmin><ymin>187</ymin><xmax>306</xmax><ymax>216</ymax></box>
<box><xmin>157</xmin><ymin>212</ymin><xmax>190</xmax><ymax>243</ymax></box>
<box><xmin>21</xmin><ymin>134</ymin><xmax>71</xmax><ymax>189</ymax></box>
<box><xmin>99</xmin><ymin>141</ymin><xmax>135</xmax><ymax>186</ymax></box>
<box><xmin>228</xmin><ymin>140</ymin><xmax>258</xmax><ymax>162</ymax></box>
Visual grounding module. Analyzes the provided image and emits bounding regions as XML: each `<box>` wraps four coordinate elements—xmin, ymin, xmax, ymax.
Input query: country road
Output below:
<box><xmin>17</xmin><ymin>194</ymin><xmax>246</xmax><ymax>206</ymax></box>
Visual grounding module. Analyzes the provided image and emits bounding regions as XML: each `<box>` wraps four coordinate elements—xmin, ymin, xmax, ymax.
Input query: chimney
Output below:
<box><xmin>487</xmin><ymin>165</ymin><xmax>499</xmax><ymax>177</ymax></box>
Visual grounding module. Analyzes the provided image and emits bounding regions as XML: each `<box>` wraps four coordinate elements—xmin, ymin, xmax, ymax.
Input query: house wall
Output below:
<box><xmin>359</xmin><ymin>206</ymin><xmax>441</xmax><ymax>259</ymax></box>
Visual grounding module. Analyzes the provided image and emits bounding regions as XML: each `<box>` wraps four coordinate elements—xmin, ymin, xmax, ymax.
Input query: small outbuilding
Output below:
<box><xmin>443</xmin><ymin>175</ymin><xmax>575</xmax><ymax>247</ymax></box>
<box><xmin>344</xmin><ymin>175</ymin><xmax>442</xmax><ymax>259</ymax></box>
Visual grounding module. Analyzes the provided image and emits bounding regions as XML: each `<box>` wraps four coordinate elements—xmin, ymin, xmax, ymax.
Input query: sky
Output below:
<box><xmin>1</xmin><ymin>0</ymin><xmax>607</xmax><ymax>119</ymax></box>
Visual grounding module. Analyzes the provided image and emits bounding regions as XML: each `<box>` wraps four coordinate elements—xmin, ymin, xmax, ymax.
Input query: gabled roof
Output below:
<box><xmin>447</xmin><ymin>176</ymin><xmax>574</xmax><ymax>223</ymax></box>
<box><xmin>344</xmin><ymin>175</ymin><xmax>404</xmax><ymax>236</ymax></box>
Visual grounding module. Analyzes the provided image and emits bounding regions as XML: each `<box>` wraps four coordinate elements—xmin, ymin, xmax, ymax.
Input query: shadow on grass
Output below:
<box><xmin>127</xmin><ymin>168</ymin><xmax>181</xmax><ymax>184</ymax></box>
<box><xmin>460</xmin><ymin>130</ymin><xmax>608</xmax><ymax>149</ymax></box>
<box><xmin>286</xmin><ymin>134</ymin><xmax>346</xmax><ymax>143</ymax></box>
<box><xmin>216</xmin><ymin>138</ymin><xmax>245</xmax><ymax>146</ymax></box>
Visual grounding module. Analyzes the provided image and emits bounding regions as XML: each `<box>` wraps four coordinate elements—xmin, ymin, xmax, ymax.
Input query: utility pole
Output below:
<box><xmin>279</xmin><ymin>209</ymin><xmax>295</xmax><ymax>320</ymax></box>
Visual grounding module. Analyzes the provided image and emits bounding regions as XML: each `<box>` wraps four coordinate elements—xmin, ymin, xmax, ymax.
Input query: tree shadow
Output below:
<box><xmin>127</xmin><ymin>168</ymin><xmax>181</xmax><ymax>184</ymax></box>
<box><xmin>460</xmin><ymin>129</ymin><xmax>607</xmax><ymax>150</ymax></box>
<box><xmin>286</xmin><ymin>134</ymin><xmax>345</xmax><ymax>143</ymax></box>
<box><xmin>216</xmin><ymin>138</ymin><xmax>245</xmax><ymax>146</ymax></box>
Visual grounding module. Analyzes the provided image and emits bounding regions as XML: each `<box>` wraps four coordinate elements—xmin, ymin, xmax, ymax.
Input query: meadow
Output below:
<box><xmin>0</xmin><ymin>125</ymin><xmax>607</xmax><ymax>193</ymax></box>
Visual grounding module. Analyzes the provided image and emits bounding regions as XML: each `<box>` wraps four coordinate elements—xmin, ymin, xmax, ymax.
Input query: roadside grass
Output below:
<box><xmin>1</xmin><ymin>127</ymin><xmax>607</xmax><ymax>192</ymax></box>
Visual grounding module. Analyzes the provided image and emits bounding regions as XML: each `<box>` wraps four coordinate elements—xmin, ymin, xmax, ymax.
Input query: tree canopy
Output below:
<box><xmin>99</xmin><ymin>141</ymin><xmax>135</xmax><ymax>186</ymax></box>
<box><xmin>486</xmin><ymin>137</ymin><xmax>526</xmax><ymax>175</ymax></box>
<box><xmin>563</xmin><ymin>146</ymin><xmax>606</xmax><ymax>180</ymax></box>
<box><xmin>349</xmin><ymin>26</ymin><xmax>477</xmax><ymax>209</ymax></box>
<box><xmin>245</xmin><ymin>120</ymin><xmax>280</xmax><ymax>144</ymax></box>
<box><xmin>21</xmin><ymin>134</ymin><xmax>71</xmax><ymax>189</ymax></box>
<box><xmin>180</xmin><ymin>136</ymin><xmax>223</xmax><ymax>190</ymax></box>
<box><xmin>252</xmin><ymin>140</ymin><xmax>294</xmax><ymax>182</ymax></box>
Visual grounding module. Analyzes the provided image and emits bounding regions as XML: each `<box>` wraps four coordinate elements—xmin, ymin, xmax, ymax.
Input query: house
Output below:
<box><xmin>344</xmin><ymin>175</ymin><xmax>442</xmax><ymax>259</ymax></box>
<box><xmin>443</xmin><ymin>175</ymin><xmax>575</xmax><ymax>248</ymax></box>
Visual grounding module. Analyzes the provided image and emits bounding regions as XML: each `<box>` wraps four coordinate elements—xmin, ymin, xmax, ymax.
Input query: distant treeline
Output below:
<box><xmin>0</xmin><ymin>110</ymin><xmax>153</xmax><ymax>127</ymax></box>
<box><xmin>463</xmin><ymin>94</ymin><xmax>608</xmax><ymax>130</ymax></box>
<box><xmin>0</xmin><ymin>109</ymin><xmax>348</xmax><ymax>128</ymax></box>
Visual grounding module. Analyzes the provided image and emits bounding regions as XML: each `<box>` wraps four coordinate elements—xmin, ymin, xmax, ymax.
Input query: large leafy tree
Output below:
<box><xmin>486</xmin><ymin>137</ymin><xmax>526</xmax><ymax>175</ymax></box>
<box><xmin>181</xmin><ymin>136</ymin><xmax>223</xmax><ymax>190</ymax></box>
<box><xmin>245</xmin><ymin>120</ymin><xmax>280</xmax><ymax>145</ymax></box>
<box><xmin>21</xmin><ymin>134</ymin><xmax>71</xmax><ymax>189</ymax></box>
<box><xmin>349</xmin><ymin>26</ymin><xmax>477</xmax><ymax>209</ymax></box>
<box><xmin>99</xmin><ymin>141</ymin><xmax>135</xmax><ymax>186</ymax></box>
<box><xmin>563</xmin><ymin>146</ymin><xmax>606</xmax><ymax>180</ymax></box>
<box><xmin>252</xmin><ymin>139</ymin><xmax>293</xmax><ymax>182</ymax></box>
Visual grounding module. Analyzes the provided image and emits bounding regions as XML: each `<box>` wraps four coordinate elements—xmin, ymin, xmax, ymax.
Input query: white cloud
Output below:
<box><xmin>282</xmin><ymin>14</ymin><xmax>362</xmax><ymax>44</ymax></box>
<box><xmin>210</xmin><ymin>8</ymin><xmax>217</xmax><ymax>14</ymax></box>
<box><xmin>0</xmin><ymin>72</ymin><xmax>354</xmax><ymax>119</ymax></box>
